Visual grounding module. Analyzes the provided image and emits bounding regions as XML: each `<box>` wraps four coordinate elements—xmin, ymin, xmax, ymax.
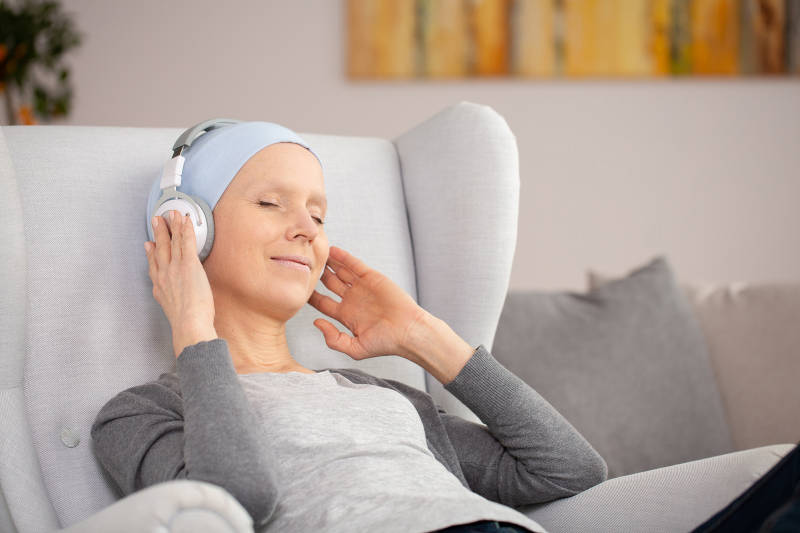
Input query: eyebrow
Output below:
<box><xmin>252</xmin><ymin>183</ymin><xmax>327</xmax><ymax>210</ymax></box>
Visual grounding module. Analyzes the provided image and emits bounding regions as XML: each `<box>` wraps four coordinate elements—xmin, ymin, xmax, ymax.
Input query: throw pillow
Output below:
<box><xmin>589</xmin><ymin>272</ymin><xmax>800</xmax><ymax>452</ymax></box>
<box><xmin>491</xmin><ymin>255</ymin><xmax>734</xmax><ymax>479</ymax></box>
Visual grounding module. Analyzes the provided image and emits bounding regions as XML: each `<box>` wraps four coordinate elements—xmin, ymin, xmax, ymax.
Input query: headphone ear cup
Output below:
<box><xmin>192</xmin><ymin>195</ymin><xmax>215</xmax><ymax>263</ymax></box>
<box><xmin>150</xmin><ymin>199</ymin><xmax>194</xmax><ymax>241</ymax></box>
<box><xmin>150</xmin><ymin>197</ymin><xmax>213</xmax><ymax>262</ymax></box>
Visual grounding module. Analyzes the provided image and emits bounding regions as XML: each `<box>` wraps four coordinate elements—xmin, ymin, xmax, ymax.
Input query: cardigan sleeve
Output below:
<box><xmin>90</xmin><ymin>338</ymin><xmax>278</xmax><ymax>528</ymax></box>
<box><xmin>439</xmin><ymin>344</ymin><xmax>608</xmax><ymax>507</ymax></box>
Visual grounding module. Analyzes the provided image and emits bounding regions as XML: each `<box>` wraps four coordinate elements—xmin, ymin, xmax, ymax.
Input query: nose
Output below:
<box><xmin>287</xmin><ymin>209</ymin><xmax>320</xmax><ymax>241</ymax></box>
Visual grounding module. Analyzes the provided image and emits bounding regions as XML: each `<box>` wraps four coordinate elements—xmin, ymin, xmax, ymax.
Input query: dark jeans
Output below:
<box><xmin>434</xmin><ymin>520</ymin><xmax>533</xmax><ymax>532</ymax></box>
<box><xmin>691</xmin><ymin>441</ymin><xmax>800</xmax><ymax>533</ymax></box>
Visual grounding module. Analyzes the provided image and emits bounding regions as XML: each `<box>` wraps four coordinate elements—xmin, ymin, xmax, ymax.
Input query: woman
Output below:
<box><xmin>91</xmin><ymin>121</ymin><xmax>608</xmax><ymax>533</ymax></box>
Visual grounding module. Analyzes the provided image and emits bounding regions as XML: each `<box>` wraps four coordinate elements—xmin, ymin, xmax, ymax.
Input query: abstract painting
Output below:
<box><xmin>347</xmin><ymin>0</ymin><xmax>800</xmax><ymax>79</ymax></box>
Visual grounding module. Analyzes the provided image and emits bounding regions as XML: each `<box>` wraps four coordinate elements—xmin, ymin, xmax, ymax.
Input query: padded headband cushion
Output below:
<box><xmin>145</xmin><ymin>121</ymin><xmax>323</xmax><ymax>231</ymax></box>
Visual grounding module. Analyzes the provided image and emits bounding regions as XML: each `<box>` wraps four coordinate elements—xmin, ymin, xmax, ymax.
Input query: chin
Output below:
<box><xmin>265</xmin><ymin>286</ymin><xmax>309</xmax><ymax>313</ymax></box>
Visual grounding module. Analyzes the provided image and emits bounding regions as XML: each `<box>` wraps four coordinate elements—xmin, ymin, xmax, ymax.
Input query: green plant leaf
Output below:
<box><xmin>1</xmin><ymin>0</ymin><xmax>83</xmax><ymax>122</ymax></box>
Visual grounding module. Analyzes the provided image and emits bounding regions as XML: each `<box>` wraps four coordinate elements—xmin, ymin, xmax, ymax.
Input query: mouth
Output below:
<box><xmin>270</xmin><ymin>256</ymin><xmax>312</xmax><ymax>273</ymax></box>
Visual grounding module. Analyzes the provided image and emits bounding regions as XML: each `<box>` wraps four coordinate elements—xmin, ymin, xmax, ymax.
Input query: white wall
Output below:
<box><xmin>53</xmin><ymin>0</ymin><xmax>800</xmax><ymax>290</ymax></box>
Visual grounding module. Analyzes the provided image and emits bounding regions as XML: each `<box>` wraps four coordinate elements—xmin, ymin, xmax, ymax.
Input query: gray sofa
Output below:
<box><xmin>0</xmin><ymin>101</ymin><xmax>795</xmax><ymax>533</ymax></box>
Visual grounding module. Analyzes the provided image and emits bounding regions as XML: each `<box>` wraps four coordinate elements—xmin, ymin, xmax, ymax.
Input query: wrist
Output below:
<box><xmin>399</xmin><ymin>308</ymin><xmax>436</xmax><ymax>360</ymax></box>
<box><xmin>173</xmin><ymin>325</ymin><xmax>218</xmax><ymax>358</ymax></box>
<box><xmin>400</xmin><ymin>311</ymin><xmax>475</xmax><ymax>385</ymax></box>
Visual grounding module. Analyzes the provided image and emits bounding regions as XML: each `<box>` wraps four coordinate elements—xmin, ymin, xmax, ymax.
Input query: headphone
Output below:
<box><xmin>148</xmin><ymin>118</ymin><xmax>242</xmax><ymax>263</ymax></box>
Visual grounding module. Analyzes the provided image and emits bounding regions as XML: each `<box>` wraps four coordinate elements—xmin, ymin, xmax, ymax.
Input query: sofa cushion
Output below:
<box><xmin>491</xmin><ymin>255</ymin><xmax>734</xmax><ymax>479</ymax></box>
<box><xmin>589</xmin><ymin>272</ymin><xmax>800</xmax><ymax>452</ymax></box>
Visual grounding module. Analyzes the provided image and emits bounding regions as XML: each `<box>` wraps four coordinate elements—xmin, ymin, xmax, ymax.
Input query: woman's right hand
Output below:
<box><xmin>144</xmin><ymin>210</ymin><xmax>217</xmax><ymax>358</ymax></box>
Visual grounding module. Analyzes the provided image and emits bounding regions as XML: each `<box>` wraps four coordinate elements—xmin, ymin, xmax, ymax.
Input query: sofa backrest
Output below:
<box><xmin>0</xmin><ymin>101</ymin><xmax>520</xmax><ymax>531</ymax></box>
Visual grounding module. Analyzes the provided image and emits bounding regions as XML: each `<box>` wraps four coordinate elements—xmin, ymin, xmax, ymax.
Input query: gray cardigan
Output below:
<box><xmin>91</xmin><ymin>338</ymin><xmax>607</xmax><ymax>529</ymax></box>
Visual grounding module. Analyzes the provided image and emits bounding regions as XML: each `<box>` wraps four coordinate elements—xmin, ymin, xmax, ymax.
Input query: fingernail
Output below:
<box><xmin>152</xmin><ymin>216</ymin><xmax>158</xmax><ymax>228</ymax></box>
<box><xmin>143</xmin><ymin>242</ymin><xmax>149</xmax><ymax>252</ymax></box>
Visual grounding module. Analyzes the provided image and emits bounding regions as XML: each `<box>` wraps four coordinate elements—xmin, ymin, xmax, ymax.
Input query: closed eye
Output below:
<box><xmin>259</xmin><ymin>202</ymin><xmax>324</xmax><ymax>225</ymax></box>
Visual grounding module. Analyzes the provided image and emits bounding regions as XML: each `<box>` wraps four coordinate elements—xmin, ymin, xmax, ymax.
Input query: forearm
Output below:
<box><xmin>401</xmin><ymin>311</ymin><xmax>476</xmax><ymax>385</ymax></box>
<box><xmin>444</xmin><ymin>345</ymin><xmax>609</xmax><ymax>494</ymax></box>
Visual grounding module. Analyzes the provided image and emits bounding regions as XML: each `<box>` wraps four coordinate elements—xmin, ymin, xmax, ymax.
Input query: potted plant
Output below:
<box><xmin>0</xmin><ymin>0</ymin><xmax>83</xmax><ymax>125</ymax></box>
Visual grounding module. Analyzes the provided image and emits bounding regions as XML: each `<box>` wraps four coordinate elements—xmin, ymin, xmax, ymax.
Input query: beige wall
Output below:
<box><xmin>49</xmin><ymin>0</ymin><xmax>800</xmax><ymax>290</ymax></box>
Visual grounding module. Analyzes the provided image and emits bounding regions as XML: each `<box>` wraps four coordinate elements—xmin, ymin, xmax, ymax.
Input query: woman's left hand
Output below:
<box><xmin>307</xmin><ymin>245</ymin><xmax>430</xmax><ymax>361</ymax></box>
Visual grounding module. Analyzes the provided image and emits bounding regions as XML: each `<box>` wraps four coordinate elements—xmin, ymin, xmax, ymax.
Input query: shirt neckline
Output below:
<box><xmin>238</xmin><ymin>369</ymin><xmax>331</xmax><ymax>378</ymax></box>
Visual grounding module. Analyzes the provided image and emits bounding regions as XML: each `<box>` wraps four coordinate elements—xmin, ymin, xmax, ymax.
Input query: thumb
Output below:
<box><xmin>314</xmin><ymin>319</ymin><xmax>359</xmax><ymax>358</ymax></box>
<box><xmin>314</xmin><ymin>319</ymin><xmax>340</xmax><ymax>348</ymax></box>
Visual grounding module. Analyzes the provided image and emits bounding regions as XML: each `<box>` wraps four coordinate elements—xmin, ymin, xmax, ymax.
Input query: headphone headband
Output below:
<box><xmin>171</xmin><ymin>118</ymin><xmax>243</xmax><ymax>157</ymax></box>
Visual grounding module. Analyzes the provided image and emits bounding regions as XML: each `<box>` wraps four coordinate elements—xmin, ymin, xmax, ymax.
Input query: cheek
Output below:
<box><xmin>318</xmin><ymin>233</ymin><xmax>330</xmax><ymax>261</ymax></box>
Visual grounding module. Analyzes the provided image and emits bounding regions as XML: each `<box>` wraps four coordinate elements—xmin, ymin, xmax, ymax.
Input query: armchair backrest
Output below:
<box><xmin>0</xmin><ymin>101</ymin><xmax>520</xmax><ymax>532</ymax></box>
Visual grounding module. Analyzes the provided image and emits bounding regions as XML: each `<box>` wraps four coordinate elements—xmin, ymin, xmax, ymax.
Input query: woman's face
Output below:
<box><xmin>203</xmin><ymin>142</ymin><xmax>329</xmax><ymax>322</ymax></box>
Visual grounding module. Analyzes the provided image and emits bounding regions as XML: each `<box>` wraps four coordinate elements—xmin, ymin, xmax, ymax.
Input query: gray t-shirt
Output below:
<box><xmin>237</xmin><ymin>369</ymin><xmax>546</xmax><ymax>533</ymax></box>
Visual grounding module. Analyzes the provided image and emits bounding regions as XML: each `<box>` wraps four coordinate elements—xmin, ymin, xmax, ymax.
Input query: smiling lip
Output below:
<box><xmin>271</xmin><ymin>257</ymin><xmax>311</xmax><ymax>272</ymax></box>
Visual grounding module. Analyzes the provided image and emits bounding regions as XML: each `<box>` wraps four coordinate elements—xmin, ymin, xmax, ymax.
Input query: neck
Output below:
<box><xmin>213</xmin><ymin>312</ymin><xmax>310</xmax><ymax>375</ymax></box>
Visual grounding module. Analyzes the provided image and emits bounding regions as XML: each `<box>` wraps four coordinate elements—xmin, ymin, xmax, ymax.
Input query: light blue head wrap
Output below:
<box><xmin>145</xmin><ymin>121</ymin><xmax>323</xmax><ymax>243</ymax></box>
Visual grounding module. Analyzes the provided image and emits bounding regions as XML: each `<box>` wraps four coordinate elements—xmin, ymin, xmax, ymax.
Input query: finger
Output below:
<box><xmin>313</xmin><ymin>319</ymin><xmax>362</xmax><ymax>359</ymax></box>
<box><xmin>170</xmin><ymin>210</ymin><xmax>182</xmax><ymax>262</ymax></box>
<box><xmin>152</xmin><ymin>214</ymin><xmax>171</xmax><ymax>266</ymax></box>
<box><xmin>320</xmin><ymin>265</ymin><xmax>349</xmax><ymax>295</ymax></box>
<box><xmin>144</xmin><ymin>241</ymin><xmax>157</xmax><ymax>277</ymax></box>
<box><xmin>324</xmin><ymin>256</ymin><xmax>357</xmax><ymax>286</ymax></box>
<box><xmin>308</xmin><ymin>289</ymin><xmax>341</xmax><ymax>318</ymax></box>
<box><xmin>183</xmin><ymin>213</ymin><xmax>197</xmax><ymax>256</ymax></box>
<box><xmin>329</xmin><ymin>246</ymin><xmax>371</xmax><ymax>277</ymax></box>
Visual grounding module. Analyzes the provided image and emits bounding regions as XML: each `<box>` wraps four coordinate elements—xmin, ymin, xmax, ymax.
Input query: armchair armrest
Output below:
<box><xmin>58</xmin><ymin>480</ymin><xmax>253</xmax><ymax>533</ymax></box>
<box><xmin>516</xmin><ymin>443</ymin><xmax>794</xmax><ymax>533</ymax></box>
